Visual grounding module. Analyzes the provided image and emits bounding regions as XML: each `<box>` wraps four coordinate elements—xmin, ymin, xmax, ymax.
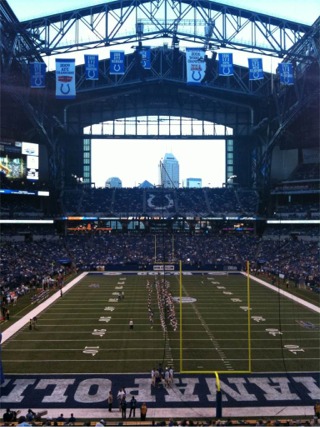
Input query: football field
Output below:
<box><xmin>2</xmin><ymin>271</ymin><xmax>319</xmax><ymax>376</ymax></box>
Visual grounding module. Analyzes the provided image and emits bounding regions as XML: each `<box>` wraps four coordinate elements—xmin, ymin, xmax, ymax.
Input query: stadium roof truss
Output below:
<box><xmin>19</xmin><ymin>0</ymin><xmax>312</xmax><ymax>60</ymax></box>
<box><xmin>1</xmin><ymin>0</ymin><xmax>319</xmax><ymax>190</ymax></box>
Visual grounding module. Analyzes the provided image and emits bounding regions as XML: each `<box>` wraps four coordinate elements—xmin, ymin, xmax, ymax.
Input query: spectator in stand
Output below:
<box><xmin>56</xmin><ymin>414</ymin><xmax>65</xmax><ymax>423</ymax></box>
<box><xmin>25</xmin><ymin>409</ymin><xmax>36</xmax><ymax>422</ymax></box>
<box><xmin>67</xmin><ymin>413</ymin><xmax>76</xmax><ymax>425</ymax></box>
<box><xmin>3</xmin><ymin>408</ymin><xmax>15</xmax><ymax>423</ymax></box>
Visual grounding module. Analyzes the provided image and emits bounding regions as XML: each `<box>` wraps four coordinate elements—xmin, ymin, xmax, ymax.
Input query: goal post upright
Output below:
<box><xmin>247</xmin><ymin>260</ymin><xmax>252</xmax><ymax>373</ymax></box>
<box><xmin>179</xmin><ymin>259</ymin><xmax>183</xmax><ymax>373</ymax></box>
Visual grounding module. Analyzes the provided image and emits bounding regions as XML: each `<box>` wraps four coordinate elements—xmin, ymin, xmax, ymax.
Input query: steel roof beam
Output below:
<box><xmin>20</xmin><ymin>0</ymin><xmax>312</xmax><ymax>59</ymax></box>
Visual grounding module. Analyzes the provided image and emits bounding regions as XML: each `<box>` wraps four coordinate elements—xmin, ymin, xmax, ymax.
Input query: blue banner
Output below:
<box><xmin>30</xmin><ymin>62</ymin><xmax>46</xmax><ymax>88</ymax></box>
<box><xmin>248</xmin><ymin>58</ymin><xmax>264</xmax><ymax>80</ymax></box>
<box><xmin>140</xmin><ymin>48</ymin><xmax>151</xmax><ymax>70</ymax></box>
<box><xmin>84</xmin><ymin>55</ymin><xmax>99</xmax><ymax>80</ymax></box>
<box><xmin>278</xmin><ymin>63</ymin><xmax>294</xmax><ymax>85</ymax></box>
<box><xmin>55</xmin><ymin>59</ymin><xmax>76</xmax><ymax>99</ymax></box>
<box><xmin>110</xmin><ymin>51</ymin><xmax>125</xmax><ymax>75</ymax></box>
<box><xmin>218</xmin><ymin>53</ymin><xmax>233</xmax><ymax>76</ymax></box>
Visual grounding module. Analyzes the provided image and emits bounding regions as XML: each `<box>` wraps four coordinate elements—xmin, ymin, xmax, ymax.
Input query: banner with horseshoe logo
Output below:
<box><xmin>30</xmin><ymin>62</ymin><xmax>46</xmax><ymax>88</ymax></box>
<box><xmin>248</xmin><ymin>58</ymin><xmax>264</xmax><ymax>80</ymax></box>
<box><xmin>140</xmin><ymin>47</ymin><xmax>151</xmax><ymax>69</ymax></box>
<box><xmin>278</xmin><ymin>62</ymin><xmax>294</xmax><ymax>85</ymax></box>
<box><xmin>218</xmin><ymin>53</ymin><xmax>234</xmax><ymax>76</ymax></box>
<box><xmin>55</xmin><ymin>58</ymin><xmax>76</xmax><ymax>99</ymax></box>
<box><xmin>85</xmin><ymin>54</ymin><xmax>99</xmax><ymax>80</ymax></box>
<box><xmin>110</xmin><ymin>51</ymin><xmax>125</xmax><ymax>75</ymax></box>
<box><xmin>186</xmin><ymin>48</ymin><xmax>206</xmax><ymax>85</ymax></box>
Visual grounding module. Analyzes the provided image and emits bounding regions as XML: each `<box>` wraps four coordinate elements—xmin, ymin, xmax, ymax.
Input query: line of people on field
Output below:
<box><xmin>156</xmin><ymin>278</ymin><xmax>178</xmax><ymax>332</ymax></box>
<box><xmin>146</xmin><ymin>279</ymin><xmax>155</xmax><ymax>327</ymax></box>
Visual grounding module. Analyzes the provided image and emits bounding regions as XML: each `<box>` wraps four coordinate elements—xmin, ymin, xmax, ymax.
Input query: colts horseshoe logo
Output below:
<box><xmin>192</xmin><ymin>70</ymin><xmax>202</xmax><ymax>81</ymax></box>
<box><xmin>87</xmin><ymin>69</ymin><xmax>96</xmax><ymax>79</ymax></box>
<box><xmin>58</xmin><ymin>76</ymin><xmax>73</xmax><ymax>95</ymax></box>
<box><xmin>34</xmin><ymin>77</ymin><xmax>43</xmax><ymax>86</ymax></box>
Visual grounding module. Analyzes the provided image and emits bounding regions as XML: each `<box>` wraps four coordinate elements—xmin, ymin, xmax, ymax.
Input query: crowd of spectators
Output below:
<box><xmin>60</xmin><ymin>187</ymin><xmax>260</xmax><ymax>217</ymax></box>
<box><xmin>263</xmin><ymin>225</ymin><xmax>319</xmax><ymax>239</ymax></box>
<box><xmin>2</xmin><ymin>180</ymin><xmax>319</xmax><ymax>221</ymax></box>
<box><xmin>2</xmin><ymin>413</ymin><xmax>319</xmax><ymax>426</ymax></box>
<box><xmin>0</xmin><ymin>233</ymin><xmax>319</xmax><ymax>303</ymax></box>
<box><xmin>271</xmin><ymin>203</ymin><xmax>320</xmax><ymax>219</ymax></box>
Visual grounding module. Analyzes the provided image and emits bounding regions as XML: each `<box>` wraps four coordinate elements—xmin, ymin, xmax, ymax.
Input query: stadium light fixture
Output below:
<box><xmin>136</xmin><ymin>22</ymin><xmax>144</xmax><ymax>37</ymax></box>
<box><xmin>205</xmin><ymin>19</ymin><xmax>214</xmax><ymax>39</ymax></box>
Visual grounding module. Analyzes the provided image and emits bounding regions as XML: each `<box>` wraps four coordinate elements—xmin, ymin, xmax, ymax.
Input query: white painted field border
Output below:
<box><xmin>242</xmin><ymin>273</ymin><xmax>320</xmax><ymax>314</ymax></box>
<box><xmin>1</xmin><ymin>272</ymin><xmax>88</xmax><ymax>343</ymax></box>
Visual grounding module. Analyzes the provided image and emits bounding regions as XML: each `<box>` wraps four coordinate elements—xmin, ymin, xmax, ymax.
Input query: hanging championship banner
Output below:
<box><xmin>55</xmin><ymin>58</ymin><xmax>76</xmax><ymax>99</ymax></box>
<box><xmin>218</xmin><ymin>53</ymin><xmax>233</xmax><ymax>76</ymax></box>
<box><xmin>84</xmin><ymin>54</ymin><xmax>99</xmax><ymax>80</ymax></box>
<box><xmin>110</xmin><ymin>51</ymin><xmax>125</xmax><ymax>75</ymax></box>
<box><xmin>140</xmin><ymin>48</ymin><xmax>151</xmax><ymax>70</ymax></box>
<box><xmin>248</xmin><ymin>58</ymin><xmax>264</xmax><ymax>80</ymax></box>
<box><xmin>186</xmin><ymin>48</ymin><xmax>206</xmax><ymax>85</ymax></box>
<box><xmin>278</xmin><ymin>63</ymin><xmax>294</xmax><ymax>85</ymax></box>
<box><xmin>30</xmin><ymin>62</ymin><xmax>46</xmax><ymax>88</ymax></box>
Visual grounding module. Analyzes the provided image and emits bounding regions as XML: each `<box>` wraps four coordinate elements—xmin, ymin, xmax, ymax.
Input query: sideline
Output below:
<box><xmin>1</xmin><ymin>272</ymin><xmax>88</xmax><ymax>343</ymax></box>
<box><xmin>241</xmin><ymin>272</ymin><xmax>320</xmax><ymax>314</ymax></box>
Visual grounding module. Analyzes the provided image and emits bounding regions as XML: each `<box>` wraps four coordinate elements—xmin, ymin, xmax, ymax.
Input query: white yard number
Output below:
<box><xmin>99</xmin><ymin>316</ymin><xmax>111</xmax><ymax>323</ymax></box>
<box><xmin>251</xmin><ymin>316</ymin><xmax>266</xmax><ymax>323</ymax></box>
<box><xmin>83</xmin><ymin>346</ymin><xmax>99</xmax><ymax>356</ymax></box>
<box><xmin>284</xmin><ymin>344</ymin><xmax>305</xmax><ymax>354</ymax></box>
<box><xmin>265</xmin><ymin>328</ymin><xmax>283</xmax><ymax>336</ymax></box>
<box><xmin>92</xmin><ymin>329</ymin><xmax>106</xmax><ymax>337</ymax></box>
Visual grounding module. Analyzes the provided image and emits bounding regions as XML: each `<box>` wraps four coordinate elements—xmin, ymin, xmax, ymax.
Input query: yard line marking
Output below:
<box><xmin>182</xmin><ymin>284</ymin><xmax>234</xmax><ymax>371</ymax></box>
<box><xmin>4</xmin><ymin>357</ymin><xmax>319</xmax><ymax>363</ymax></box>
<box><xmin>5</xmin><ymin>344</ymin><xmax>319</xmax><ymax>350</ymax></box>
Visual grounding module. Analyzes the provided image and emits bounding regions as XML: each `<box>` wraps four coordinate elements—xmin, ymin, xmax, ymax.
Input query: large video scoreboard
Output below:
<box><xmin>0</xmin><ymin>140</ymin><xmax>47</xmax><ymax>182</ymax></box>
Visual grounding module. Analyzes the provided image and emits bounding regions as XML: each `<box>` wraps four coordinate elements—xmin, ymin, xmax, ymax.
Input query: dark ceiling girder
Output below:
<box><xmin>19</xmin><ymin>0</ymin><xmax>312</xmax><ymax>58</ymax></box>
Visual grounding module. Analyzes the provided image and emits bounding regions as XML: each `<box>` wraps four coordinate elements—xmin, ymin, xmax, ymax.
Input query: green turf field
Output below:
<box><xmin>2</xmin><ymin>272</ymin><xmax>319</xmax><ymax>375</ymax></box>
